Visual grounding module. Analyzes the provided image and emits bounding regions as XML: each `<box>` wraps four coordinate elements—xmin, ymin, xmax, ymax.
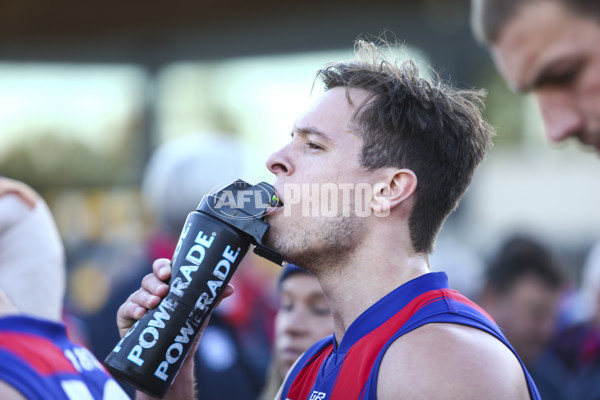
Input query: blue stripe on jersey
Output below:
<box><xmin>281</xmin><ymin>272</ymin><xmax>541</xmax><ymax>400</ymax></box>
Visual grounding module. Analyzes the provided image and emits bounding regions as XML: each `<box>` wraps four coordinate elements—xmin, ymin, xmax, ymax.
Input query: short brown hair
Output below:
<box><xmin>317</xmin><ymin>40</ymin><xmax>494</xmax><ymax>254</ymax></box>
<box><xmin>471</xmin><ymin>0</ymin><xmax>600</xmax><ymax>44</ymax></box>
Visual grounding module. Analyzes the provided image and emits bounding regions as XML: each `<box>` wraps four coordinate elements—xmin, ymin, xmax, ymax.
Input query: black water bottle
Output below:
<box><xmin>104</xmin><ymin>180</ymin><xmax>283</xmax><ymax>398</ymax></box>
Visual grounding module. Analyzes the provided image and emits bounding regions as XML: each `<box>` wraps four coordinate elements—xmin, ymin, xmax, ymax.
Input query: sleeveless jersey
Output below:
<box><xmin>0</xmin><ymin>315</ymin><xmax>130</xmax><ymax>400</ymax></box>
<box><xmin>280</xmin><ymin>272</ymin><xmax>541</xmax><ymax>400</ymax></box>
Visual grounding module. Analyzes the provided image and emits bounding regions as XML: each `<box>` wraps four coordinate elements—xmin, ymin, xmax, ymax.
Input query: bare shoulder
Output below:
<box><xmin>0</xmin><ymin>290</ymin><xmax>18</xmax><ymax>317</ymax></box>
<box><xmin>377</xmin><ymin>323</ymin><xmax>531</xmax><ymax>400</ymax></box>
<box><xmin>0</xmin><ymin>380</ymin><xmax>26</xmax><ymax>400</ymax></box>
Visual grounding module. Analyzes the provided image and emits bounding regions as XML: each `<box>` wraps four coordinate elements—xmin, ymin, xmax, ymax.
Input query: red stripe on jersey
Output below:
<box><xmin>287</xmin><ymin>344</ymin><xmax>334</xmax><ymax>400</ymax></box>
<box><xmin>330</xmin><ymin>288</ymin><xmax>494</xmax><ymax>398</ymax></box>
<box><xmin>0</xmin><ymin>332</ymin><xmax>78</xmax><ymax>376</ymax></box>
<box><xmin>439</xmin><ymin>289</ymin><xmax>495</xmax><ymax>323</ymax></box>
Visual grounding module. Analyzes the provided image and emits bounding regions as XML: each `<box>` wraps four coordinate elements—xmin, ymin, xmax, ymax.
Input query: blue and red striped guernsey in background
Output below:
<box><xmin>0</xmin><ymin>315</ymin><xmax>129</xmax><ymax>400</ymax></box>
<box><xmin>280</xmin><ymin>272</ymin><xmax>541</xmax><ymax>400</ymax></box>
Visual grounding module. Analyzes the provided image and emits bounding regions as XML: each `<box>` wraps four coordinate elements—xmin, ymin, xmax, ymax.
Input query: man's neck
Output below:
<box><xmin>313</xmin><ymin>236</ymin><xmax>430</xmax><ymax>345</ymax></box>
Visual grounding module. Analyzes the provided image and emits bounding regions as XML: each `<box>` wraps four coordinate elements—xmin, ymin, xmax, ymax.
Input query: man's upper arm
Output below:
<box><xmin>0</xmin><ymin>380</ymin><xmax>26</xmax><ymax>400</ymax></box>
<box><xmin>377</xmin><ymin>323</ymin><xmax>530</xmax><ymax>400</ymax></box>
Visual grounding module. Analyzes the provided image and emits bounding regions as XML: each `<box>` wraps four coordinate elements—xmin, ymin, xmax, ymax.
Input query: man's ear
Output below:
<box><xmin>370</xmin><ymin>169</ymin><xmax>417</xmax><ymax>216</ymax></box>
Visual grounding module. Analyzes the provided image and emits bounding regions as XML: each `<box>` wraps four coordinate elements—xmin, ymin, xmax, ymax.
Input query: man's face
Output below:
<box><xmin>264</xmin><ymin>87</ymin><xmax>379</xmax><ymax>269</ymax></box>
<box><xmin>485</xmin><ymin>275</ymin><xmax>561</xmax><ymax>365</ymax></box>
<box><xmin>491</xmin><ymin>2</ymin><xmax>600</xmax><ymax>151</ymax></box>
<box><xmin>275</xmin><ymin>273</ymin><xmax>333</xmax><ymax>378</ymax></box>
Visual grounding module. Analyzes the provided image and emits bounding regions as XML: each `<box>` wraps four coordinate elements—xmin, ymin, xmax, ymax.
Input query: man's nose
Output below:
<box><xmin>282</xmin><ymin>309</ymin><xmax>309</xmax><ymax>336</ymax></box>
<box><xmin>266</xmin><ymin>145</ymin><xmax>293</xmax><ymax>176</ymax></box>
<box><xmin>536</xmin><ymin>91</ymin><xmax>583</xmax><ymax>143</ymax></box>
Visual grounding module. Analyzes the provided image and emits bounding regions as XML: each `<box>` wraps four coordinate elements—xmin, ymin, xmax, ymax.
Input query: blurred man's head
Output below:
<box><xmin>580</xmin><ymin>239</ymin><xmax>600</xmax><ymax>325</ymax></box>
<box><xmin>274</xmin><ymin>264</ymin><xmax>333</xmax><ymax>378</ymax></box>
<box><xmin>480</xmin><ymin>234</ymin><xmax>564</xmax><ymax>365</ymax></box>
<box><xmin>141</xmin><ymin>133</ymin><xmax>244</xmax><ymax>238</ymax></box>
<box><xmin>471</xmin><ymin>0</ymin><xmax>600</xmax><ymax>150</ymax></box>
<box><xmin>0</xmin><ymin>177</ymin><xmax>66</xmax><ymax>321</ymax></box>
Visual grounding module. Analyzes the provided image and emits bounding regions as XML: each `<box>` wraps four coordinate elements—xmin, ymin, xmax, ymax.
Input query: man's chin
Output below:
<box><xmin>264</xmin><ymin>232</ymin><xmax>290</xmax><ymax>260</ymax></box>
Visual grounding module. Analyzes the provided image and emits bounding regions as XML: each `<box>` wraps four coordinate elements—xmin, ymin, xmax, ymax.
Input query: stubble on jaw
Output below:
<box><xmin>270</xmin><ymin>213</ymin><xmax>365</xmax><ymax>277</ymax></box>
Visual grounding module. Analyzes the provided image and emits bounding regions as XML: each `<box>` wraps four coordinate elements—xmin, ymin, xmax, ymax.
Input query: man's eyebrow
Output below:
<box><xmin>524</xmin><ymin>70</ymin><xmax>548</xmax><ymax>93</ymax></box>
<box><xmin>512</xmin><ymin>57</ymin><xmax>546</xmax><ymax>94</ymax></box>
<box><xmin>523</xmin><ymin>56</ymin><xmax>581</xmax><ymax>93</ymax></box>
<box><xmin>291</xmin><ymin>126</ymin><xmax>333</xmax><ymax>143</ymax></box>
<box><xmin>307</xmin><ymin>292</ymin><xmax>327</xmax><ymax>301</ymax></box>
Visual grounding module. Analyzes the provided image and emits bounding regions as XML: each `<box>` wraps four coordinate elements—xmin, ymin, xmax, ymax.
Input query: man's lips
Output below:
<box><xmin>265</xmin><ymin>188</ymin><xmax>284</xmax><ymax>215</ymax></box>
<box><xmin>265</xmin><ymin>204</ymin><xmax>284</xmax><ymax>216</ymax></box>
<box><xmin>280</xmin><ymin>347</ymin><xmax>303</xmax><ymax>360</ymax></box>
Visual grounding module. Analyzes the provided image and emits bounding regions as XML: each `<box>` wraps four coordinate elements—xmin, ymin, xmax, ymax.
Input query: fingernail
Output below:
<box><xmin>135</xmin><ymin>307</ymin><xmax>145</xmax><ymax>318</ymax></box>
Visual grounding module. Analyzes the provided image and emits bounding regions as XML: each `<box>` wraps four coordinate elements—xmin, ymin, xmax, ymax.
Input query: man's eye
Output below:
<box><xmin>310</xmin><ymin>306</ymin><xmax>331</xmax><ymax>317</ymax></box>
<box><xmin>551</xmin><ymin>69</ymin><xmax>578</xmax><ymax>86</ymax></box>
<box><xmin>306</xmin><ymin>142</ymin><xmax>323</xmax><ymax>150</ymax></box>
<box><xmin>539</xmin><ymin>65</ymin><xmax>581</xmax><ymax>89</ymax></box>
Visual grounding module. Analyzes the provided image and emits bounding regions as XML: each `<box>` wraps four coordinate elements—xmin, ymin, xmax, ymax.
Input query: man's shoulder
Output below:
<box><xmin>0</xmin><ymin>380</ymin><xmax>26</xmax><ymax>400</ymax></box>
<box><xmin>377</xmin><ymin>322</ymin><xmax>530</xmax><ymax>400</ymax></box>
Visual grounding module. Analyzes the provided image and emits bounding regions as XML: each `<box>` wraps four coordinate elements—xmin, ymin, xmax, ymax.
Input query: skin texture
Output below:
<box><xmin>0</xmin><ymin>291</ymin><xmax>18</xmax><ymax>317</ymax></box>
<box><xmin>0</xmin><ymin>180</ymin><xmax>38</xmax><ymax>400</ymax></box>
<box><xmin>0</xmin><ymin>380</ymin><xmax>25</xmax><ymax>400</ymax></box>
<box><xmin>0</xmin><ymin>178</ymin><xmax>38</xmax><ymax>209</ymax></box>
<box><xmin>0</xmin><ymin>180</ymin><xmax>42</xmax><ymax>400</ymax></box>
<box><xmin>491</xmin><ymin>1</ymin><xmax>600</xmax><ymax>150</ymax></box>
<box><xmin>263</xmin><ymin>87</ymin><xmax>377</xmax><ymax>274</ymax></box>
<box><xmin>378</xmin><ymin>323</ymin><xmax>530</xmax><ymax>400</ymax></box>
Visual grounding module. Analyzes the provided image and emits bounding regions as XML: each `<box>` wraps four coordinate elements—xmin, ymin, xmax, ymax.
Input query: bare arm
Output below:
<box><xmin>116</xmin><ymin>258</ymin><xmax>234</xmax><ymax>400</ymax></box>
<box><xmin>377</xmin><ymin>323</ymin><xmax>531</xmax><ymax>400</ymax></box>
<box><xmin>0</xmin><ymin>177</ymin><xmax>38</xmax><ymax>209</ymax></box>
<box><xmin>0</xmin><ymin>380</ymin><xmax>26</xmax><ymax>400</ymax></box>
<box><xmin>0</xmin><ymin>290</ymin><xmax>25</xmax><ymax>399</ymax></box>
<box><xmin>0</xmin><ymin>290</ymin><xmax>18</xmax><ymax>318</ymax></box>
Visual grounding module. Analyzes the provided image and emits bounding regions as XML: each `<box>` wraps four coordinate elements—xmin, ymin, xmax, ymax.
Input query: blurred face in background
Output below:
<box><xmin>492</xmin><ymin>1</ymin><xmax>600</xmax><ymax>150</ymax></box>
<box><xmin>482</xmin><ymin>274</ymin><xmax>561</xmax><ymax>365</ymax></box>
<box><xmin>274</xmin><ymin>273</ymin><xmax>334</xmax><ymax>378</ymax></box>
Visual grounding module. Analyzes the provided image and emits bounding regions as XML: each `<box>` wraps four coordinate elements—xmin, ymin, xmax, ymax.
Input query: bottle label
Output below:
<box><xmin>104</xmin><ymin>212</ymin><xmax>249</xmax><ymax>397</ymax></box>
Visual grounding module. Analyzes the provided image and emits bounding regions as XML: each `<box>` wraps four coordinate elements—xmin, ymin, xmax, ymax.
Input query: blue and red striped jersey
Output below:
<box><xmin>280</xmin><ymin>272</ymin><xmax>541</xmax><ymax>400</ymax></box>
<box><xmin>0</xmin><ymin>315</ymin><xmax>129</xmax><ymax>400</ymax></box>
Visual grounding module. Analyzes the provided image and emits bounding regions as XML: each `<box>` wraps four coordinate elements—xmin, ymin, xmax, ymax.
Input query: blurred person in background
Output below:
<box><xmin>470</xmin><ymin>0</ymin><xmax>600</xmax><ymax>151</ymax></box>
<box><xmin>260</xmin><ymin>264</ymin><xmax>334</xmax><ymax>400</ymax></box>
<box><xmin>471</xmin><ymin>2</ymin><xmax>600</xmax><ymax>396</ymax></box>
<box><xmin>0</xmin><ymin>177</ymin><xmax>196</xmax><ymax>399</ymax></box>
<box><xmin>548</xmin><ymin>239</ymin><xmax>600</xmax><ymax>399</ymax></box>
<box><xmin>0</xmin><ymin>177</ymin><xmax>64</xmax><ymax>324</ymax></box>
<box><xmin>480</xmin><ymin>234</ymin><xmax>567</xmax><ymax>399</ymax></box>
<box><xmin>85</xmin><ymin>134</ymin><xmax>277</xmax><ymax>399</ymax></box>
